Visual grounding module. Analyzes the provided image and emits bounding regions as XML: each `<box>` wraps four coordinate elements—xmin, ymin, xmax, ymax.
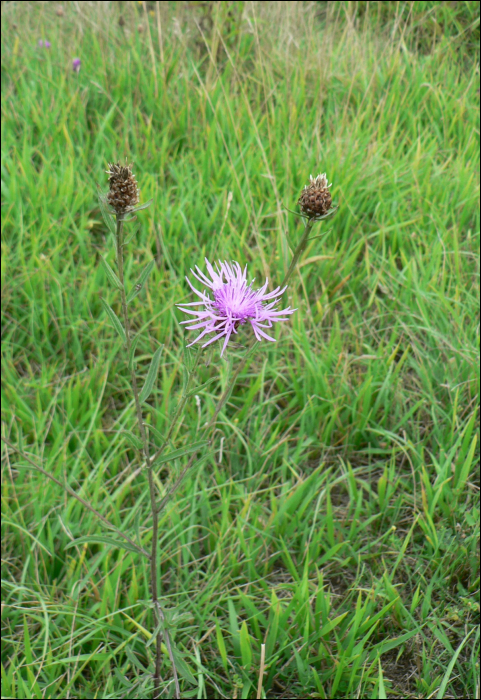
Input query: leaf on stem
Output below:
<box><xmin>97</xmin><ymin>188</ymin><xmax>116</xmax><ymax>236</ymax></box>
<box><xmin>100</xmin><ymin>298</ymin><xmax>127</xmax><ymax>344</ymax></box>
<box><xmin>127</xmin><ymin>198</ymin><xmax>153</xmax><ymax>214</ymax></box>
<box><xmin>123</xmin><ymin>222</ymin><xmax>141</xmax><ymax>247</ymax></box>
<box><xmin>100</xmin><ymin>256</ymin><xmax>123</xmax><ymax>291</ymax></box>
<box><xmin>126</xmin><ymin>260</ymin><xmax>155</xmax><ymax>304</ymax></box>
<box><xmin>181</xmin><ymin>364</ymin><xmax>189</xmax><ymax>394</ymax></box>
<box><xmin>123</xmin><ymin>430</ymin><xmax>144</xmax><ymax>451</ymax></box>
<box><xmin>128</xmin><ymin>333</ymin><xmax>141</xmax><ymax>370</ymax></box>
<box><xmin>143</xmin><ymin>422</ymin><xmax>165</xmax><ymax>446</ymax></box>
<box><xmin>146</xmin><ymin>620</ymin><xmax>163</xmax><ymax>648</ymax></box>
<box><xmin>168</xmin><ymin>643</ymin><xmax>197</xmax><ymax>684</ymax></box>
<box><xmin>138</xmin><ymin>345</ymin><xmax>164</xmax><ymax>404</ymax></box>
<box><xmin>152</xmin><ymin>440</ymin><xmax>208</xmax><ymax>467</ymax></box>
<box><xmin>187</xmin><ymin>377</ymin><xmax>217</xmax><ymax>397</ymax></box>
<box><xmin>65</xmin><ymin>535</ymin><xmax>143</xmax><ymax>556</ymax></box>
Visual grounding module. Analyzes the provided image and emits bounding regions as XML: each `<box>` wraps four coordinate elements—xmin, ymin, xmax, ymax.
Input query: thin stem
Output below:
<box><xmin>115</xmin><ymin>217</ymin><xmax>178</xmax><ymax>700</ymax></box>
<box><xmin>155</xmin><ymin>603</ymin><xmax>180</xmax><ymax>698</ymax></box>
<box><xmin>280</xmin><ymin>218</ymin><xmax>314</xmax><ymax>290</ymax></box>
<box><xmin>151</xmin><ymin>349</ymin><xmax>202</xmax><ymax>467</ymax></box>
<box><xmin>0</xmin><ymin>435</ymin><xmax>151</xmax><ymax>559</ymax></box>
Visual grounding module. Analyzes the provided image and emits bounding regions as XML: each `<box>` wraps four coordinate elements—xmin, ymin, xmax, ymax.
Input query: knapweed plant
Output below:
<box><xmin>3</xmin><ymin>163</ymin><xmax>337</xmax><ymax>699</ymax></box>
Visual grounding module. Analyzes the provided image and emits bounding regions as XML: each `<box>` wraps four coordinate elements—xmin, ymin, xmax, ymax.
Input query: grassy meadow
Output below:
<box><xmin>1</xmin><ymin>1</ymin><xmax>480</xmax><ymax>698</ymax></box>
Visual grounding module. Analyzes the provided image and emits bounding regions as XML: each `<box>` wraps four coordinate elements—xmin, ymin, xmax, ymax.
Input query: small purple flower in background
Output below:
<box><xmin>178</xmin><ymin>259</ymin><xmax>296</xmax><ymax>356</ymax></box>
<box><xmin>72</xmin><ymin>58</ymin><xmax>81</xmax><ymax>72</ymax></box>
<box><xmin>38</xmin><ymin>40</ymin><xmax>51</xmax><ymax>48</ymax></box>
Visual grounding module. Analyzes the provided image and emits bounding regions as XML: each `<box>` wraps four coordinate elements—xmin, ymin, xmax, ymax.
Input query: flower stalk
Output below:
<box><xmin>105</xmin><ymin>161</ymin><xmax>179</xmax><ymax>700</ymax></box>
<box><xmin>113</xmin><ymin>216</ymin><xmax>167</xmax><ymax>699</ymax></box>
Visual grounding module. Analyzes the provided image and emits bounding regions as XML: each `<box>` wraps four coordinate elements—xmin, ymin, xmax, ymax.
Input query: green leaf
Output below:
<box><xmin>377</xmin><ymin>659</ymin><xmax>387</xmax><ymax>699</ymax></box>
<box><xmin>127</xmin><ymin>198</ymin><xmax>153</xmax><ymax>214</ymax></box>
<box><xmin>100</xmin><ymin>298</ymin><xmax>127</xmax><ymax>344</ymax></box>
<box><xmin>169</xmin><ymin>644</ymin><xmax>196</xmax><ymax>685</ymax></box>
<box><xmin>144</xmin><ymin>422</ymin><xmax>165</xmax><ymax>446</ymax></box>
<box><xmin>153</xmin><ymin>440</ymin><xmax>208</xmax><ymax>467</ymax></box>
<box><xmin>435</xmin><ymin>627</ymin><xmax>477</xmax><ymax>699</ymax></box>
<box><xmin>187</xmin><ymin>377</ymin><xmax>217</xmax><ymax>397</ymax></box>
<box><xmin>125</xmin><ymin>647</ymin><xmax>146</xmax><ymax>672</ymax></box>
<box><xmin>126</xmin><ymin>260</ymin><xmax>155</xmax><ymax>304</ymax></box>
<box><xmin>146</xmin><ymin>620</ymin><xmax>163</xmax><ymax>648</ymax></box>
<box><xmin>113</xmin><ymin>668</ymin><xmax>133</xmax><ymax>689</ymax></box>
<box><xmin>100</xmin><ymin>256</ymin><xmax>123</xmax><ymax>291</ymax></box>
<box><xmin>128</xmin><ymin>333</ymin><xmax>141</xmax><ymax>370</ymax></box>
<box><xmin>124</xmin><ymin>222</ymin><xmax>141</xmax><ymax>246</ymax></box>
<box><xmin>215</xmin><ymin>618</ymin><xmax>228</xmax><ymax>671</ymax></box>
<box><xmin>139</xmin><ymin>345</ymin><xmax>164</xmax><ymax>404</ymax></box>
<box><xmin>123</xmin><ymin>430</ymin><xmax>144</xmax><ymax>451</ymax></box>
<box><xmin>318</xmin><ymin>542</ymin><xmax>345</xmax><ymax>566</ymax></box>
<box><xmin>318</xmin><ymin>612</ymin><xmax>349</xmax><ymax>638</ymax></box>
<box><xmin>97</xmin><ymin>189</ymin><xmax>116</xmax><ymax>236</ymax></box>
<box><xmin>65</xmin><ymin>535</ymin><xmax>141</xmax><ymax>555</ymax></box>
<box><xmin>240</xmin><ymin>621</ymin><xmax>252</xmax><ymax>669</ymax></box>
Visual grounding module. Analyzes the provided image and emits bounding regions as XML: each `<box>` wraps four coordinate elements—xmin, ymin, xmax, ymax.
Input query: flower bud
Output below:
<box><xmin>298</xmin><ymin>173</ymin><xmax>332</xmax><ymax>218</ymax></box>
<box><xmin>106</xmin><ymin>162</ymin><xmax>140</xmax><ymax>215</ymax></box>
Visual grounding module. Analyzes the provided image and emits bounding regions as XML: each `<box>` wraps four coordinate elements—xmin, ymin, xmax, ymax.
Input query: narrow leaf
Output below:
<box><xmin>144</xmin><ymin>423</ymin><xmax>165</xmax><ymax>446</ymax></box>
<box><xmin>113</xmin><ymin>668</ymin><xmax>133</xmax><ymax>689</ymax></box>
<box><xmin>216</xmin><ymin>618</ymin><xmax>228</xmax><ymax>671</ymax></box>
<box><xmin>127</xmin><ymin>198</ymin><xmax>153</xmax><ymax>214</ymax></box>
<box><xmin>318</xmin><ymin>612</ymin><xmax>349</xmax><ymax>638</ymax></box>
<box><xmin>100</xmin><ymin>256</ymin><xmax>123</xmax><ymax>291</ymax></box>
<box><xmin>146</xmin><ymin>621</ymin><xmax>163</xmax><ymax>648</ymax></box>
<box><xmin>153</xmin><ymin>440</ymin><xmax>208</xmax><ymax>467</ymax></box>
<box><xmin>126</xmin><ymin>260</ymin><xmax>155</xmax><ymax>304</ymax></box>
<box><xmin>138</xmin><ymin>345</ymin><xmax>164</xmax><ymax>404</ymax></box>
<box><xmin>181</xmin><ymin>365</ymin><xmax>189</xmax><ymax>394</ymax></box>
<box><xmin>100</xmin><ymin>298</ymin><xmax>126</xmax><ymax>344</ymax></box>
<box><xmin>125</xmin><ymin>647</ymin><xmax>147</xmax><ymax>672</ymax></box>
<box><xmin>169</xmin><ymin>645</ymin><xmax>196</xmax><ymax>684</ymax></box>
<box><xmin>124</xmin><ymin>222</ymin><xmax>141</xmax><ymax>246</ymax></box>
<box><xmin>128</xmin><ymin>333</ymin><xmax>141</xmax><ymax>370</ymax></box>
<box><xmin>435</xmin><ymin>627</ymin><xmax>477</xmax><ymax>699</ymax></box>
<box><xmin>240</xmin><ymin>621</ymin><xmax>253</xmax><ymax>668</ymax></box>
<box><xmin>65</xmin><ymin>535</ymin><xmax>141</xmax><ymax>555</ymax></box>
<box><xmin>123</xmin><ymin>430</ymin><xmax>144</xmax><ymax>451</ymax></box>
<box><xmin>97</xmin><ymin>189</ymin><xmax>116</xmax><ymax>236</ymax></box>
<box><xmin>187</xmin><ymin>377</ymin><xmax>217</xmax><ymax>397</ymax></box>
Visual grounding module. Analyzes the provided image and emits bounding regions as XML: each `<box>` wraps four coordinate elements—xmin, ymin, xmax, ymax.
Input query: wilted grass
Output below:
<box><xmin>1</xmin><ymin>2</ymin><xmax>480</xmax><ymax>698</ymax></box>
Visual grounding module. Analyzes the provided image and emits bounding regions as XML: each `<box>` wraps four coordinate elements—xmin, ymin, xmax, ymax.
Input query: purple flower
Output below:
<box><xmin>38</xmin><ymin>40</ymin><xmax>51</xmax><ymax>48</ymax></box>
<box><xmin>72</xmin><ymin>58</ymin><xmax>81</xmax><ymax>72</ymax></box>
<box><xmin>178</xmin><ymin>259</ymin><xmax>296</xmax><ymax>356</ymax></box>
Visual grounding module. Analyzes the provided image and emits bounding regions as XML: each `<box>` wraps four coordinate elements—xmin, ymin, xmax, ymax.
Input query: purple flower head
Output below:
<box><xmin>72</xmin><ymin>58</ymin><xmax>81</xmax><ymax>72</ymax></box>
<box><xmin>177</xmin><ymin>259</ymin><xmax>296</xmax><ymax>356</ymax></box>
<box><xmin>38</xmin><ymin>40</ymin><xmax>51</xmax><ymax>48</ymax></box>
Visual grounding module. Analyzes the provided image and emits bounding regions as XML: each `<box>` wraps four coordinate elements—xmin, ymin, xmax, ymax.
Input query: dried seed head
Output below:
<box><xmin>106</xmin><ymin>162</ymin><xmax>140</xmax><ymax>215</ymax></box>
<box><xmin>298</xmin><ymin>172</ymin><xmax>332</xmax><ymax>219</ymax></box>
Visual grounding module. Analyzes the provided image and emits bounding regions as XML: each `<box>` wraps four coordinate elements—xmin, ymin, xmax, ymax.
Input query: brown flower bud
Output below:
<box><xmin>106</xmin><ymin>162</ymin><xmax>140</xmax><ymax>215</ymax></box>
<box><xmin>298</xmin><ymin>173</ymin><xmax>332</xmax><ymax>219</ymax></box>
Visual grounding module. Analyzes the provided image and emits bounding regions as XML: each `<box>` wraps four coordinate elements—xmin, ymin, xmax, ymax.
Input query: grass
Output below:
<box><xmin>1</xmin><ymin>1</ymin><xmax>480</xmax><ymax>698</ymax></box>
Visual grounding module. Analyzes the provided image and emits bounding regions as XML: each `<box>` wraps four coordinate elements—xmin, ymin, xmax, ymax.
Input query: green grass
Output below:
<box><xmin>1</xmin><ymin>1</ymin><xmax>480</xmax><ymax>698</ymax></box>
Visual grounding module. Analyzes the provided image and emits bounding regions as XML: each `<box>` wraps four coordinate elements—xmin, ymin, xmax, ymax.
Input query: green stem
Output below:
<box><xmin>151</xmin><ymin>349</ymin><xmax>202</xmax><ymax>468</ymax></box>
<box><xmin>280</xmin><ymin>218</ymin><xmax>314</xmax><ymax>290</ymax></box>
<box><xmin>115</xmin><ymin>217</ymin><xmax>178</xmax><ymax>700</ymax></box>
